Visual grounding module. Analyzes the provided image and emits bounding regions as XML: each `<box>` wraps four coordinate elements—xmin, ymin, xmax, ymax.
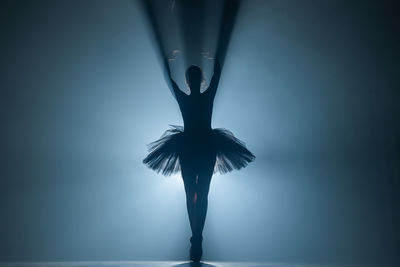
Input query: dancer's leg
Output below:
<box><xmin>185</xmin><ymin>154</ymin><xmax>215</xmax><ymax>262</ymax></box>
<box><xmin>180</xmin><ymin>156</ymin><xmax>197</xmax><ymax>238</ymax></box>
<box><xmin>193</xmin><ymin>156</ymin><xmax>215</xmax><ymax>240</ymax></box>
<box><xmin>180</xmin><ymin>147</ymin><xmax>216</xmax><ymax>261</ymax></box>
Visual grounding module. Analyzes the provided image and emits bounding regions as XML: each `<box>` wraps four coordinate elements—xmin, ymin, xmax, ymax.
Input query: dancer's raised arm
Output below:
<box><xmin>204</xmin><ymin>59</ymin><xmax>221</xmax><ymax>99</ymax></box>
<box><xmin>163</xmin><ymin>58</ymin><xmax>186</xmax><ymax>101</ymax></box>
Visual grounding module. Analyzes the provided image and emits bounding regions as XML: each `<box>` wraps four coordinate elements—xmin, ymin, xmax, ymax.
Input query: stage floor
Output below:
<box><xmin>0</xmin><ymin>262</ymin><xmax>394</xmax><ymax>267</ymax></box>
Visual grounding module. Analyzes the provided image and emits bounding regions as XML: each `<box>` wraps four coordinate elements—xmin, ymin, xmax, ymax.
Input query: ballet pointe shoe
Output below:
<box><xmin>190</xmin><ymin>244</ymin><xmax>202</xmax><ymax>262</ymax></box>
<box><xmin>189</xmin><ymin>236</ymin><xmax>203</xmax><ymax>262</ymax></box>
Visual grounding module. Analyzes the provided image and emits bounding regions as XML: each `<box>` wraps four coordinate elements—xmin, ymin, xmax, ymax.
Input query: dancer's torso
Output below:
<box><xmin>177</xmin><ymin>93</ymin><xmax>214</xmax><ymax>133</ymax></box>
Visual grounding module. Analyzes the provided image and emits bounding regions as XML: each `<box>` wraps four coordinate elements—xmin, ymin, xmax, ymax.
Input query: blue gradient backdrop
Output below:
<box><xmin>0</xmin><ymin>0</ymin><xmax>399</xmax><ymax>264</ymax></box>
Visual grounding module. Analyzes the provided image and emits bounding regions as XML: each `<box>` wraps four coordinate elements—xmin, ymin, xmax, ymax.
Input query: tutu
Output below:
<box><xmin>143</xmin><ymin>125</ymin><xmax>255</xmax><ymax>176</ymax></box>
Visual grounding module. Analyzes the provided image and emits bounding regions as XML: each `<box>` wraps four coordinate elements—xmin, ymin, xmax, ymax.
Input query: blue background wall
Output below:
<box><xmin>1</xmin><ymin>0</ymin><xmax>399</xmax><ymax>264</ymax></box>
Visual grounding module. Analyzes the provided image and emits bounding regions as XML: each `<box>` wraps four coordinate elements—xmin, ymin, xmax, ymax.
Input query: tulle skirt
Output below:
<box><xmin>143</xmin><ymin>125</ymin><xmax>255</xmax><ymax>176</ymax></box>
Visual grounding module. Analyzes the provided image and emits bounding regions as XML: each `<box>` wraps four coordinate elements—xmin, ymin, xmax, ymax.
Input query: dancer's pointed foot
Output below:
<box><xmin>190</xmin><ymin>243</ymin><xmax>202</xmax><ymax>262</ymax></box>
<box><xmin>189</xmin><ymin>236</ymin><xmax>203</xmax><ymax>262</ymax></box>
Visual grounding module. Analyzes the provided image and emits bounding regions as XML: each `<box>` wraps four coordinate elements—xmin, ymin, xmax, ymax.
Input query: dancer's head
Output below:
<box><xmin>185</xmin><ymin>65</ymin><xmax>205</xmax><ymax>95</ymax></box>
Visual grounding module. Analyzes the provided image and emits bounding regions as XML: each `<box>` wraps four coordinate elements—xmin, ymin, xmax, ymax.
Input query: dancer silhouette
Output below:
<box><xmin>143</xmin><ymin>57</ymin><xmax>255</xmax><ymax>262</ymax></box>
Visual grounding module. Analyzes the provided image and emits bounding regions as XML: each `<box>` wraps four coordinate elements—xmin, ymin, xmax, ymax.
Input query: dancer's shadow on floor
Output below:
<box><xmin>171</xmin><ymin>262</ymin><xmax>217</xmax><ymax>267</ymax></box>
